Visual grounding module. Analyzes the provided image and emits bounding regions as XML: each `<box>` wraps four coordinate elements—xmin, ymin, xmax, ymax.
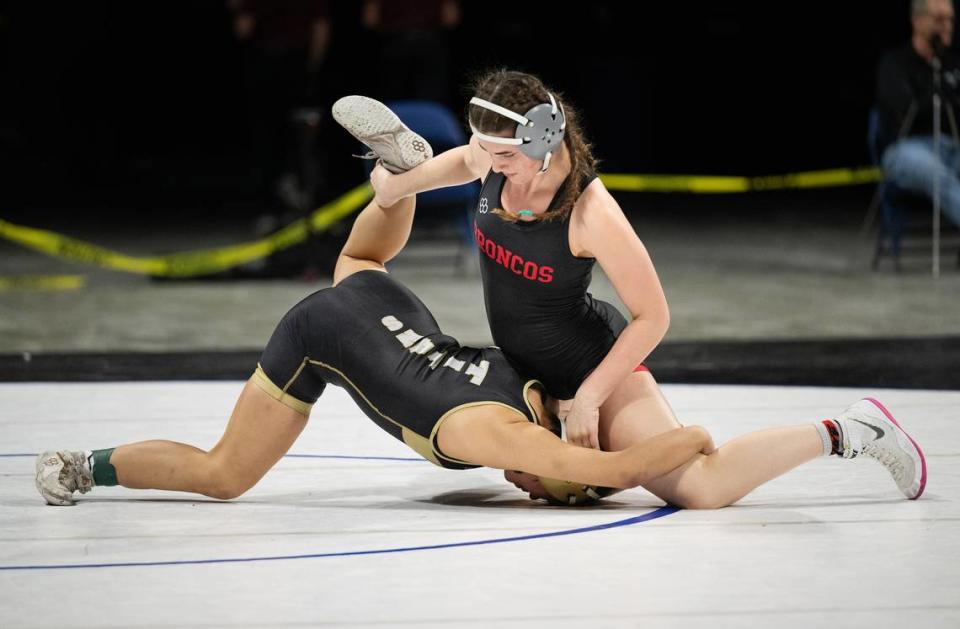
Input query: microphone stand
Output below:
<box><xmin>932</xmin><ymin>50</ymin><xmax>942</xmax><ymax>277</ymax></box>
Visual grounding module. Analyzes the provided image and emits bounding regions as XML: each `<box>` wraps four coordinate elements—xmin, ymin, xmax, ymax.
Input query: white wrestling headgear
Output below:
<box><xmin>469</xmin><ymin>93</ymin><xmax>567</xmax><ymax>172</ymax></box>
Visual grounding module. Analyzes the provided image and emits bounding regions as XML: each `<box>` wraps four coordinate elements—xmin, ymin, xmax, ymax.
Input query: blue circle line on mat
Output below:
<box><xmin>1</xmin><ymin>452</ymin><xmax>424</xmax><ymax>462</ymax></box>
<box><xmin>3</xmin><ymin>451</ymin><xmax>679</xmax><ymax>571</ymax></box>
<box><xmin>0</xmin><ymin>507</ymin><xmax>678</xmax><ymax>571</ymax></box>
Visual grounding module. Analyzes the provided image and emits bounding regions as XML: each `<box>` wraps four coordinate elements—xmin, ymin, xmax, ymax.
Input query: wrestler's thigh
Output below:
<box><xmin>599</xmin><ymin>371</ymin><xmax>683</xmax><ymax>451</ymax></box>
<box><xmin>208</xmin><ymin>378</ymin><xmax>309</xmax><ymax>488</ymax></box>
<box><xmin>598</xmin><ymin>371</ymin><xmax>706</xmax><ymax>505</ymax></box>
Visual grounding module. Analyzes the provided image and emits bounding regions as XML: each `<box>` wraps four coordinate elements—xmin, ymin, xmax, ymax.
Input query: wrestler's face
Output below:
<box><xmin>915</xmin><ymin>0</ymin><xmax>955</xmax><ymax>48</ymax></box>
<box><xmin>505</xmin><ymin>470</ymin><xmax>551</xmax><ymax>501</ymax></box>
<box><xmin>477</xmin><ymin>136</ymin><xmax>541</xmax><ymax>183</ymax></box>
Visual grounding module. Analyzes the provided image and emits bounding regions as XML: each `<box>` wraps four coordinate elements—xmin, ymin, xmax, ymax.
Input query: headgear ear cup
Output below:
<box><xmin>469</xmin><ymin>92</ymin><xmax>567</xmax><ymax>171</ymax></box>
<box><xmin>514</xmin><ymin>94</ymin><xmax>566</xmax><ymax>164</ymax></box>
<box><xmin>539</xmin><ymin>477</ymin><xmax>616</xmax><ymax>506</ymax></box>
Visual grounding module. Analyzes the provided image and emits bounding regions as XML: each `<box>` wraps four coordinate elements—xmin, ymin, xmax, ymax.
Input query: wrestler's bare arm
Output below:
<box><xmin>372</xmin><ymin>135</ymin><xmax>490</xmax><ymax>206</ymax></box>
<box><xmin>437</xmin><ymin>408</ymin><xmax>712</xmax><ymax>490</ymax></box>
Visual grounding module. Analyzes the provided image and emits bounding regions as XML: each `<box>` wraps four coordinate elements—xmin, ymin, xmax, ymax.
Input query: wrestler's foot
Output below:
<box><xmin>332</xmin><ymin>95</ymin><xmax>433</xmax><ymax>174</ymax></box>
<box><xmin>36</xmin><ymin>450</ymin><xmax>93</xmax><ymax>506</ymax></box>
<box><xmin>834</xmin><ymin>398</ymin><xmax>927</xmax><ymax>499</ymax></box>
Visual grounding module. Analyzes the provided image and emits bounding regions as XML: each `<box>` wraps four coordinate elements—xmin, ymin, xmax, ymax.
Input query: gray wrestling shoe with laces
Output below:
<box><xmin>332</xmin><ymin>95</ymin><xmax>433</xmax><ymax>173</ymax></box>
<box><xmin>36</xmin><ymin>450</ymin><xmax>93</xmax><ymax>506</ymax></box>
<box><xmin>834</xmin><ymin>398</ymin><xmax>927</xmax><ymax>499</ymax></box>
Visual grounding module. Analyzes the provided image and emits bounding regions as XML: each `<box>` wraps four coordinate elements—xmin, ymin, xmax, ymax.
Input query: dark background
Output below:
<box><xmin>0</xmin><ymin>1</ymin><xmax>921</xmax><ymax>221</ymax></box>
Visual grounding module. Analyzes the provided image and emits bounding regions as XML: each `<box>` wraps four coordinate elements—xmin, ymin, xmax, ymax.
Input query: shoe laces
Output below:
<box><xmin>351</xmin><ymin>152</ymin><xmax>402</xmax><ymax>174</ymax></box>
<box><xmin>862</xmin><ymin>443</ymin><xmax>907</xmax><ymax>484</ymax></box>
<box><xmin>841</xmin><ymin>430</ymin><xmax>862</xmax><ymax>459</ymax></box>
<box><xmin>64</xmin><ymin>453</ymin><xmax>93</xmax><ymax>494</ymax></box>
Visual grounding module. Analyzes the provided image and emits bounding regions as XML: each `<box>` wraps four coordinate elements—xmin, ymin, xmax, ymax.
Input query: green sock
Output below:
<box><xmin>90</xmin><ymin>448</ymin><xmax>118</xmax><ymax>486</ymax></box>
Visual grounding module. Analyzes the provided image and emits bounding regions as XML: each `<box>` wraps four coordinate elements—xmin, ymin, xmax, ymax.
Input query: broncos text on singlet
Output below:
<box><xmin>255</xmin><ymin>270</ymin><xmax>540</xmax><ymax>469</ymax></box>
<box><xmin>473</xmin><ymin>169</ymin><xmax>628</xmax><ymax>400</ymax></box>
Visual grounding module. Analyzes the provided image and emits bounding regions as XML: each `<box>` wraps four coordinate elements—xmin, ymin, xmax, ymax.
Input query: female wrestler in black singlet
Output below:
<box><xmin>34</xmin><ymin>192</ymin><xmax>714</xmax><ymax>507</ymax></box>
<box><xmin>365</xmin><ymin>70</ymin><xmax>926</xmax><ymax>505</ymax></box>
<box><xmin>35</xmin><ymin>88</ymin><xmax>926</xmax><ymax>507</ymax></box>
<box><xmin>368</xmin><ymin>70</ymin><xmax>686</xmax><ymax>501</ymax></box>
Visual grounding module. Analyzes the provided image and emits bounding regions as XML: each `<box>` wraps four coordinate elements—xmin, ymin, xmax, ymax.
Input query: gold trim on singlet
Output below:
<box><xmin>300</xmin><ymin>358</ymin><xmax>542</xmax><ymax>468</ymax></box>
<box><xmin>429</xmin><ymin>380</ymin><xmax>542</xmax><ymax>466</ymax></box>
<box><xmin>281</xmin><ymin>358</ymin><xmax>309</xmax><ymax>394</ymax></box>
<box><xmin>305</xmin><ymin>359</ymin><xmax>449</xmax><ymax>466</ymax></box>
<box><xmin>256</xmin><ymin>357</ymin><xmax>543</xmax><ymax>468</ymax></box>
<box><xmin>521</xmin><ymin>379</ymin><xmax>544</xmax><ymax>427</ymax></box>
<box><xmin>252</xmin><ymin>364</ymin><xmax>313</xmax><ymax>416</ymax></box>
<box><xmin>429</xmin><ymin>400</ymin><xmax>533</xmax><ymax>467</ymax></box>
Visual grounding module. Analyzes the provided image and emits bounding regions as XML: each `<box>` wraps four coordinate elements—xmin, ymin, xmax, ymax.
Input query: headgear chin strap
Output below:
<box><xmin>469</xmin><ymin>92</ymin><xmax>566</xmax><ymax>172</ymax></box>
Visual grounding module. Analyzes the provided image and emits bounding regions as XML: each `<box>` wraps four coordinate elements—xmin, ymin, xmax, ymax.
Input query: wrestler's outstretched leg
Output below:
<box><xmin>36</xmin><ymin>379</ymin><xmax>308</xmax><ymax>505</ymax></box>
<box><xmin>596</xmin><ymin>372</ymin><xmax>925</xmax><ymax>507</ymax></box>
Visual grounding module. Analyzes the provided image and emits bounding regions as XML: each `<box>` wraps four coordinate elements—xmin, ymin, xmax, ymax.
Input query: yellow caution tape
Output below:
<box><xmin>0</xmin><ymin>166</ymin><xmax>881</xmax><ymax>277</ymax></box>
<box><xmin>0</xmin><ymin>182</ymin><xmax>373</xmax><ymax>278</ymax></box>
<box><xmin>599</xmin><ymin>166</ymin><xmax>882</xmax><ymax>193</ymax></box>
<box><xmin>0</xmin><ymin>275</ymin><xmax>87</xmax><ymax>291</ymax></box>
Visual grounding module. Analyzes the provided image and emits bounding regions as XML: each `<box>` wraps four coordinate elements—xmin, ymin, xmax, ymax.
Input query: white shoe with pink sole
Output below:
<box><xmin>834</xmin><ymin>398</ymin><xmax>927</xmax><ymax>499</ymax></box>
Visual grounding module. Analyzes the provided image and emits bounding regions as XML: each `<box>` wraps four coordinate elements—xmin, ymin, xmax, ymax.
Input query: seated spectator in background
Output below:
<box><xmin>877</xmin><ymin>0</ymin><xmax>960</xmax><ymax>228</ymax></box>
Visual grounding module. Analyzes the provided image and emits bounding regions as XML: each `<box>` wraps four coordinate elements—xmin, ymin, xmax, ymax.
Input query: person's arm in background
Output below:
<box><xmin>942</xmin><ymin>51</ymin><xmax>960</xmax><ymax>111</ymax></box>
<box><xmin>877</xmin><ymin>50</ymin><xmax>924</xmax><ymax>139</ymax></box>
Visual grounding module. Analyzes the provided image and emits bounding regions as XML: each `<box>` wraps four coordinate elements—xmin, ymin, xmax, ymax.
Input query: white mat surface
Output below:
<box><xmin>1</xmin><ymin>382</ymin><xmax>957</xmax><ymax>628</ymax></box>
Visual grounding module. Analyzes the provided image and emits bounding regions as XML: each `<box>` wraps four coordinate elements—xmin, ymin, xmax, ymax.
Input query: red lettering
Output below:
<box><xmin>496</xmin><ymin>245</ymin><xmax>512</xmax><ymax>267</ymax></box>
<box><xmin>523</xmin><ymin>260</ymin><xmax>538</xmax><ymax>280</ymax></box>
<box><xmin>473</xmin><ymin>227</ymin><xmax>555</xmax><ymax>283</ymax></box>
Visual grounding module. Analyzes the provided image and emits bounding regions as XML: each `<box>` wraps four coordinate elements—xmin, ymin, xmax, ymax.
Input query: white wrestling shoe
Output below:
<box><xmin>331</xmin><ymin>95</ymin><xmax>433</xmax><ymax>174</ymax></box>
<box><xmin>35</xmin><ymin>450</ymin><xmax>93</xmax><ymax>506</ymax></box>
<box><xmin>834</xmin><ymin>398</ymin><xmax>927</xmax><ymax>499</ymax></box>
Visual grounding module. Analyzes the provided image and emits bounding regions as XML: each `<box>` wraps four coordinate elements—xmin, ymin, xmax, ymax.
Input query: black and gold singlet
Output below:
<box><xmin>255</xmin><ymin>270</ymin><xmax>540</xmax><ymax>469</ymax></box>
